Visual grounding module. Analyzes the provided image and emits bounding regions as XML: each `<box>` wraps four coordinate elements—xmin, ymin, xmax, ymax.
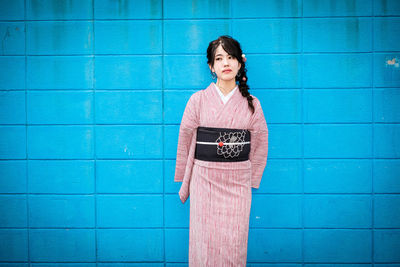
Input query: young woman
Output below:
<box><xmin>174</xmin><ymin>35</ymin><xmax>269</xmax><ymax>266</ymax></box>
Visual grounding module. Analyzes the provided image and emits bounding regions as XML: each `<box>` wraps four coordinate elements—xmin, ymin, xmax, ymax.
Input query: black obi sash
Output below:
<box><xmin>194</xmin><ymin>126</ymin><xmax>251</xmax><ymax>162</ymax></box>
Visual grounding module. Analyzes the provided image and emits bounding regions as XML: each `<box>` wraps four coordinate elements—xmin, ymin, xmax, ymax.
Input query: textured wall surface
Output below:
<box><xmin>0</xmin><ymin>0</ymin><xmax>400</xmax><ymax>266</ymax></box>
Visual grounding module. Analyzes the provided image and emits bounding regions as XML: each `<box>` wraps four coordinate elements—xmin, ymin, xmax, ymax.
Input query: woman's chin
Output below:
<box><xmin>218</xmin><ymin>75</ymin><xmax>236</xmax><ymax>82</ymax></box>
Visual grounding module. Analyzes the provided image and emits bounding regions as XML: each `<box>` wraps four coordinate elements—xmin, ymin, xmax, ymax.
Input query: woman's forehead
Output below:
<box><xmin>215</xmin><ymin>45</ymin><xmax>228</xmax><ymax>55</ymax></box>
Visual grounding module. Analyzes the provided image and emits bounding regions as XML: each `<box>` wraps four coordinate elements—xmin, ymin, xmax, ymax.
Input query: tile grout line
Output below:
<box><xmin>162</xmin><ymin>0</ymin><xmax>166</xmax><ymax>265</ymax></box>
<box><xmin>301</xmin><ymin>1</ymin><xmax>305</xmax><ymax>266</ymax></box>
<box><xmin>92</xmin><ymin>0</ymin><xmax>98</xmax><ymax>265</ymax></box>
<box><xmin>24</xmin><ymin>0</ymin><xmax>30</xmax><ymax>265</ymax></box>
<box><xmin>371</xmin><ymin>0</ymin><xmax>375</xmax><ymax>266</ymax></box>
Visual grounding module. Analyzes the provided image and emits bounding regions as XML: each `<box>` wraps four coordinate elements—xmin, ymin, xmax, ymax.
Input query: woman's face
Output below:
<box><xmin>209</xmin><ymin>44</ymin><xmax>241</xmax><ymax>82</ymax></box>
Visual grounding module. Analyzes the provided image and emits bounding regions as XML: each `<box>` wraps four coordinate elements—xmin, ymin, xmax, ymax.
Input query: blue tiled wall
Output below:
<box><xmin>0</xmin><ymin>0</ymin><xmax>399</xmax><ymax>266</ymax></box>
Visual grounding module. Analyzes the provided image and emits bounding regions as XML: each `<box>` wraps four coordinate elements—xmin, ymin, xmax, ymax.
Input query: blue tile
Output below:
<box><xmin>255</xmin><ymin>89</ymin><xmax>301</xmax><ymax>123</ymax></box>
<box><xmin>303</xmin><ymin>89</ymin><xmax>372</xmax><ymax>123</ymax></box>
<box><xmin>374</xmin><ymin>230</ymin><xmax>400</xmax><ymax>262</ymax></box>
<box><xmin>164</xmin><ymin>125</ymin><xmax>179</xmax><ymax>159</ymax></box>
<box><xmin>164</xmin><ymin>0</ymin><xmax>230</xmax><ymax>18</ymax></box>
<box><xmin>254</xmin><ymin>159</ymin><xmax>302</xmax><ymax>194</ymax></box>
<box><xmin>0</xmin><ymin>90</ymin><xmax>26</xmax><ymax>124</ymax></box>
<box><xmin>0</xmin><ymin>264</ymin><xmax>29</xmax><ymax>267</ymax></box>
<box><xmin>27</xmin><ymin>56</ymin><xmax>94</xmax><ymax>89</ymax></box>
<box><xmin>0</xmin><ymin>0</ymin><xmax>24</xmax><ymax>20</ymax></box>
<box><xmin>374</xmin><ymin>159</ymin><xmax>400</xmax><ymax>193</ymax></box>
<box><xmin>95</xmin><ymin>90</ymin><xmax>162</xmax><ymax>124</ymax></box>
<box><xmin>303</xmin><ymin>0</ymin><xmax>372</xmax><ymax>16</ymax></box>
<box><xmin>304</xmin><ymin>159</ymin><xmax>372</xmax><ymax>193</ymax></box>
<box><xmin>165</xmin><ymin>159</ymin><xmax>182</xmax><ymax>194</ymax></box>
<box><xmin>303</xmin><ymin>18</ymin><xmax>372</xmax><ymax>52</ymax></box>
<box><xmin>28</xmin><ymin>160</ymin><xmax>94</xmax><ymax>193</ymax></box>
<box><xmin>267</xmin><ymin>125</ymin><xmax>302</xmax><ymax>158</ymax></box>
<box><xmin>0</xmin><ymin>160</ymin><xmax>26</xmax><ymax>193</ymax></box>
<box><xmin>250</xmin><ymin>195</ymin><xmax>302</xmax><ymax>228</ymax></box>
<box><xmin>0</xmin><ymin>230</ymin><xmax>28</xmax><ymax>261</ymax></box>
<box><xmin>0</xmin><ymin>23</ymin><xmax>25</xmax><ymax>55</ymax></box>
<box><xmin>164</xmin><ymin>194</ymin><xmax>189</xmax><ymax>227</ymax></box>
<box><xmin>165</xmin><ymin>229</ymin><xmax>189</xmax><ymax>262</ymax></box>
<box><xmin>97</xmin><ymin>195</ymin><xmax>163</xmax><ymax>227</ymax></box>
<box><xmin>95</xmin><ymin>0</ymin><xmax>162</xmax><ymax>19</ymax></box>
<box><xmin>304</xmin><ymin>229</ymin><xmax>371</xmax><ymax>262</ymax></box>
<box><xmin>0</xmin><ymin>56</ymin><xmax>25</xmax><ymax>90</ymax></box>
<box><xmin>247</xmin><ymin>229</ymin><xmax>302</xmax><ymax>262</ymax></box>
<box><xmin>374</xmin><ymin>124</ymin><xmax>400</xmax><ymax>158</ymax></box>
<box><xmin>27</xmin><ymin>0</ymin><xmax>93</xmax><ymax>20</ymax></box>
<box><xmin>304</xmin><ymin>124</ymin><xmax>372</xmax><ymax>158</ymax></box>
<box><xmin>374</xmin><ymin>88</ymin><xmax>400</xmax><ymax>123</ymax></box>
<box><xmin>374</xmin><ymin>195</ymin><xmax>400</xmax><ymax>228</ymax></box>
<box><xmin>96</xmin><ymin>160</ymin><xmax>163</xmax><ymax>193</ymax></box>
<box><xmin>27</xmin><ymin>91</ymin><xmax>93</xmax><ymax>124</ymax></box>
<box><xmin>29</xmin><ymin>229</ymin><xmax>96</xmax><ymax>262</ymax></box>
<box><xmin>232</xmin><ymin>0</ymin><xmax>301</xmax><ymax>18</ymax></box>
<box><xmin>95</xmin><ymin>21</ymin><xmax>162</xmax><ymax>54</ymax></box>
<box><xmin>374</xmin><ymin>18</ymin><xmax>400</xmax><ymax>52</ymax></box>
<box><xmin>248</xmin><ymin>55</ymin><xmax>301</xmax><ymax>88</ymax></box>
<box><xmin>164</xmin><ymin>55</ymin><xmax>210</xmax><ymax>89</ymax></box>
<box><xmin>304</xmin><ymin>195</ymin><xmax>372</xmax><ymax>228</ymax></box>
<box><xmin>27</xmin><ymin>22</ymin><xmax>93</xmax><ymax>55</ymax></box>
<box><xmin>164</xmin><ymin>20</ymin><xmax>230</xmax><ymax>54</ymax></box>
<box><xmin>29</xmin><ymin>195</ymin><xmax>95</xmax><ymax>227</ymax></box>
<box><xmin>27</xmin><ymin>126</ymin><xmax>94</xmax><ymax>159</ymax></box>
<box><xmin>95</xmin><ymin>125</ymin><xmax>162</xmax><ymax>159</ymax></box>
<box><xmin>249</xmin><ymin>265</ymin><xmax>301</xmax><ymax>267</ymax></box>
<box><xmin>164</xmin><ymin>90</ymin><xmax>195</xmax><ymax>124</ymax></box>
<box><xmin>374</xmin><ymin>0</ymin><xmax>400</xmax><ymax>16</ymax></box>
<box><xmin>97</xmin><ymin>229</ymin><xmax>163</xmax><ymax>261</ymax></box>
<box><xmin>99</xmin><ymin>264</ymin><xmax>162</xmax><ymax>267</ymax></box>
<box><xmin>95</xmin><ymin>56</ymin><xmax>161</xmax><ymax>89</ymax></box>
<box><xmin>0</xmin><ymin>126</ymin><xmax>26</xmax><ymax>159</ymax></box>
<box><xmin>304</xmin><ymin>265</ymin><xmax>370</xmax><ymax>267</ymax></box>
<box><xmin>373</xmin><ymin>53</ymin><xmax>400</xmax><ymax>88</ymax></box>
<box><xmin>303</xmin><ymin>54</ymin><xmax>372</xmax><ymax>88</ymax></box>
<box><xmin>233</xmin><ymin>19</ymin><xmax>301</xmax><ymax>53</ymax></box>
<box><xmin>0</xmin><ymin>195</ymin><xmax>27</xmax><ymax>227</ymax></box>
<box><xmin>34</xmin><ymin>264</ymin><xmax>95</xmax><ymax>267</ymax></box>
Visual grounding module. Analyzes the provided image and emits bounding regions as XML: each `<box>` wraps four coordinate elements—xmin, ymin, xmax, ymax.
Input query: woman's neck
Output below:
<box><xmin>216</xmin><ymin>79</ymin><xmax>237</xmax><ymax>96</ymax></box>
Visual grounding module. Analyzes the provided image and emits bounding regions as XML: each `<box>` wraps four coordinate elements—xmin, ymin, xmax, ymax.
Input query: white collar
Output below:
<box><xmin>214</xmin><ymin>83</ymin><xmax>238</xmax><ymax>104</ymax></box>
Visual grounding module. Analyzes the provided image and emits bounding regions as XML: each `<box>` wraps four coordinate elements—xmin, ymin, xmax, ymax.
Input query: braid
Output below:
<box><xmin>236</xmin><ymin>64</ymin><xmax>255</xmax><ymax>114</ymax></box>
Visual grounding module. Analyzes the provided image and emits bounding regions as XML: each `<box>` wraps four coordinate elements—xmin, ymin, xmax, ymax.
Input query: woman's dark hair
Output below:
<box><xmin>206</xmin><ymin>35</ymin><xmax>254</xmax><ymax>113</ymax></box>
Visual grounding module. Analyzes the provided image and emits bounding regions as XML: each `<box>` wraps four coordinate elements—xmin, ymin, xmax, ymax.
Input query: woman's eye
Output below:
<box><xmin>216</xmin><ymin>58</ymin><xmax>221</xmax><ymax>61</ymax></box>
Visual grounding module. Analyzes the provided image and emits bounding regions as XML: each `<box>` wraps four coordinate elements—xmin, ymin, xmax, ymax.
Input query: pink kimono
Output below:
<box><xmin>174</xmin><ymin>82</ymin><xmax>269</xmax><ymax>266</ymax></box>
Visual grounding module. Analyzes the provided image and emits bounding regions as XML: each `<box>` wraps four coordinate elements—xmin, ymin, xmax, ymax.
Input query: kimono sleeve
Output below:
<box><xmin>248</xmin><ymin>97</ymin><xmax>269</xmax><ymax>189</ymax></box>
<box><xmin>174</xmin><ymin>93</ymin><xmax>200</xmax><ymax>183</ymax></box>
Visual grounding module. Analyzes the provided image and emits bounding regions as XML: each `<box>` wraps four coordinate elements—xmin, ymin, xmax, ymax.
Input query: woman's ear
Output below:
<box><xmin>208</xmin><ymin>64</ymin><xmax>214</xmax><ymax>72</ymax></box>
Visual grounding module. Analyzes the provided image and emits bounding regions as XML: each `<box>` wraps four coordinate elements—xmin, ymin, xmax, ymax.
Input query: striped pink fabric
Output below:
<box><xmin>174</xmin><ymin>82</ymin><xmax>269</xmax><ymax>266</ymax></box>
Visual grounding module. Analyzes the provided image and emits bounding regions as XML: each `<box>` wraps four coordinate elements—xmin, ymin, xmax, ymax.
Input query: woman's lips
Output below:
<box><xmin>223</xmin><ymin>70</ymin><xmax>232</xmax><ymax>73</ymax></box>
